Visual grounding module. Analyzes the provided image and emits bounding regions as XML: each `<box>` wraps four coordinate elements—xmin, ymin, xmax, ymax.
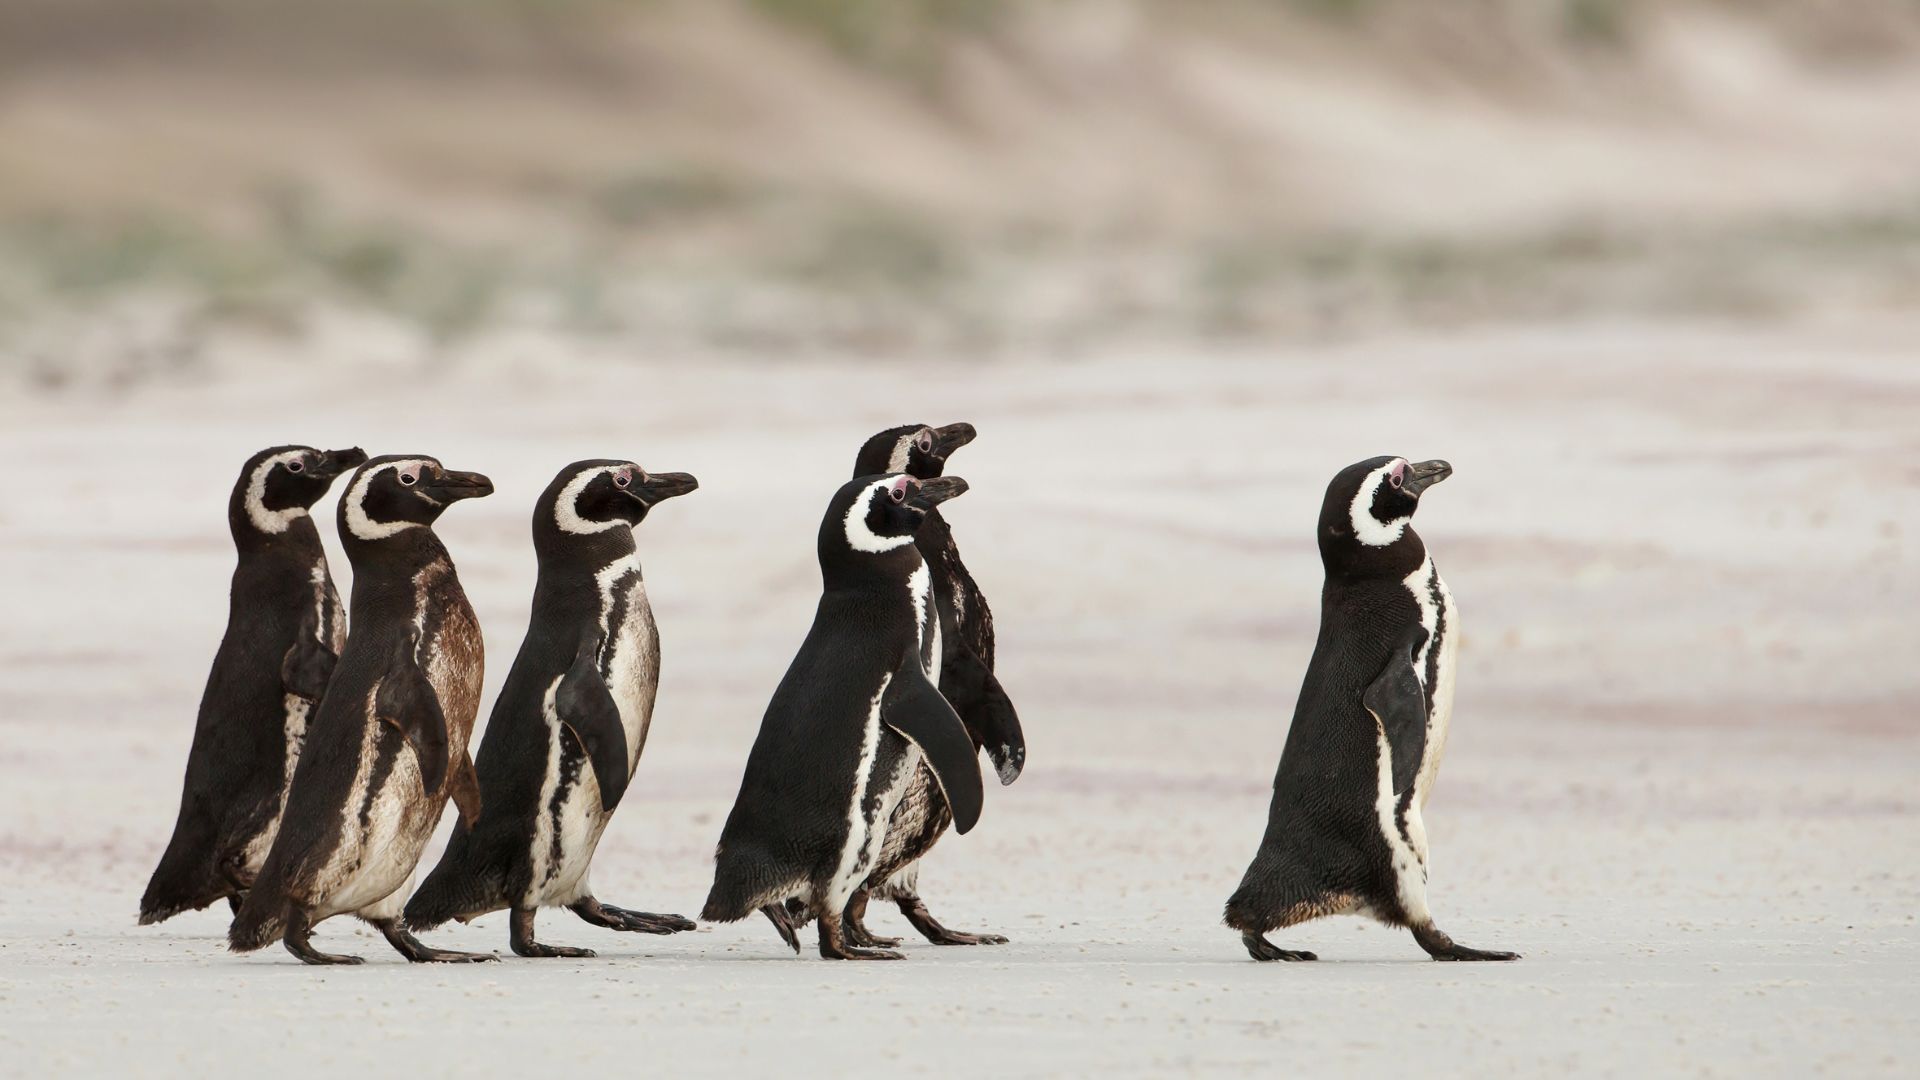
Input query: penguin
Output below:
<box><xmin>139</xmin><ymin>445</ymin><xmax>367</xmax><ymax>925</ymax></box>
<box><xmin>404</xmin><ymin>460</ymin><xmax>700</xmax><ymax>957</ymax></box>
<box><xmin>227</xmin><ymin>454</ymin><xmax>498</xmax><ymax>965</ymax></box>
<box><xmin>702</xmin><ymin>473</ymin><xmax>985</xmax><ymax>960</ymax></box>
<box><xmin>829</xmin><ymin>423</ymin><xmax>1024</xmax><ymax>949</ymax></box>
<box><xmin>1223</xmin><ymin>456</ymin><xmax>1519</xmax><ymax>963</ymax></box>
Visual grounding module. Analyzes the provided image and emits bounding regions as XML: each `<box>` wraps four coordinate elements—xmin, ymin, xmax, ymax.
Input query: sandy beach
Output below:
<box><xmin>1</xmin><ymin>318</ymin><xmax>1915</xmax><ymax>1076</ymax></box>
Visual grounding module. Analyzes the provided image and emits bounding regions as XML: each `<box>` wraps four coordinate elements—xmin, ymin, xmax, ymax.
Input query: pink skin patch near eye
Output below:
<box><xmin>890</xmin><ymin>476</ymin><xmax>913</xmax><ymax>500</ymax></box>
<box><xmin>614</xmin><ymin>468</ymin><xmax>633</xmax><ymax>488</ymax></box>
<box><xmin>1389</xmin><ymin>461</ymin><xmax>1406</xmax><ymax>487</ymax></box>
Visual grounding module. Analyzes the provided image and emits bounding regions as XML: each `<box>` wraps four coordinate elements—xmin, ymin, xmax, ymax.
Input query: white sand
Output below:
<box><xmin>1</xmin><ymin>321</ymin><xmax>1916</xmax><ymax>1076</ymax></box>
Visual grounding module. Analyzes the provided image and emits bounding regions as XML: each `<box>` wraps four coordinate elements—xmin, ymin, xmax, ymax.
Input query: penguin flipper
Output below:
<box><xmin>953</xmin><ymin>645</ymin><xmax>1025</xmax><ymax>786</ymax></box>
<box><xmin>375</xmin><ymin>640</ymin><xmax>450</xmax><ymax>798</ymax></box>
<box><xmin>281</xmin><ymin>607</ymin><xmax>338</xmax><ymax>701</ymax></box>
<box><xmin>1363</xmin><ymin>625</ymin><xmax>1431</xmax><ymax>796</ymax></box>
<box><xmin>555</xmin><ymin>639</ymin><xmax>630</xmax><ymax>813</ymax></box>
<box><xmin>882</xmin><ymin>655</ymin><xmax>984</xmax><ymax>835</ymax></box>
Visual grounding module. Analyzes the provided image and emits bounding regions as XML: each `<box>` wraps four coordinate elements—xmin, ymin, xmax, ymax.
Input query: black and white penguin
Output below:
<box><xmin>1224</xmin><ymin>456</ymin><xmax>1519</xmax><ymax>962</ymax></box>
<box><xmin>830</xmin><ymin>423</ymin><xmax>1023</xmax><ymax>949</ymax></box>
<box><xmin>140</xmin><ymin>445</ymin><xmax>367</xmax><ymax>924</ymax></box>
<box><xmin>227</xmin><ymin>455</ymin><xmax>498</xmax><ymax>964</ymax></box>
<box><xmin>404</xmin><ymin>460</ymin><xmax>700</xmax><ymax>957</ymax></box>
<box><xmin>702</xmin><ymin>473</ymin><xmax>985</xmax><ymax>960</ymax></box>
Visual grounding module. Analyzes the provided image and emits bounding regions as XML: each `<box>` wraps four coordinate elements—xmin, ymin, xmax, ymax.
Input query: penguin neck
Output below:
<box><xmin>345</xmin><ymin>527</ymin><xmax>452</xmax><ymax>586</ymax></box>
<box><xmin>531</xmin><ymin>535</ymin><xmax>642</xmax><ymax>626</ymax></box>
<box><xmin>1321</xmin><ymin>525</ymin><xmax>1429</xmax><ymax>582</ymax></box>
<box><xmin>820</xmin><ymin>547</ymin><xmax>924</xmax><ymax>602</ymax></box>
<box><xmin>229</xmin><ymin>509</ymin><xmax>323</xmax><ymax>560</ymax></box>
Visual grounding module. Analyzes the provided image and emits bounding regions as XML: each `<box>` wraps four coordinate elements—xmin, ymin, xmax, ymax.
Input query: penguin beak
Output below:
<box><xmin>930</xmin><ymin>422</ymin><xmax>977</xmax><ymax>460</ymax></box>
<box><xmin>908</xmin><ymin>475</ymin><xmax>968</xmax><ymax>509</ymax></box>
<box><xmin>420</xmin><ymin>469</ymin><xmax>494</xmax><ymax>503</ymax></box>
<box><xmin>634</xmin><ymin>471</ymin><xmax>698</xmax><ymax>504</ymax></box>
<box><xmin>1402</xmin><ymin>459</ymin><xmax>1453</xmax><ymax>496</ymax></box>
<box><xmin>312</xmin><ymin>447</ymin><xmax>368</xmax><ymax>480</ymax></box>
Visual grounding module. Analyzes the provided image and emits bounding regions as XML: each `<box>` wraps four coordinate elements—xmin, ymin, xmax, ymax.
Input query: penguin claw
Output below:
<box><xmin>601</xmin><ymin>906</ymin><xmax>698</xmax><ymax>935</ymax></box>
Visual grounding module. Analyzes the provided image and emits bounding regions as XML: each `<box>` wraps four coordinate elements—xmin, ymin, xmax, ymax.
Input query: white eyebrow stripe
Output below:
<box><xmin>342</xmin><ymin>459</ymin><xmax>432</xmax><ymax>541</ymax></box>
<box><xmin>843</xmin><ymin>480</ymin><xmax>913</xmax><ymax>553</ymax></box>
<box><xmin>555</xmin><ymin>465</ymin><xmax>627</xmax><ymax>535</ymax></box>
<box><xmin>885</xmin><ymin>433</ymin><xmax>918</xmax><ymax>474</ymax></box>
<box><xmin>1349</xmin><ymin>459</ymin><xmax>1410</xmax><ymax>547</ymax></box>
<box><xmin>243</xmin><ymin>450</ymin><xmax>310</xmax><ymax>535</ymax></box>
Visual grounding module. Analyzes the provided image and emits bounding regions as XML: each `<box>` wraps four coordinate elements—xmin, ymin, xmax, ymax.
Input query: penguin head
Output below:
<box><xmin>534</xmin><ymin>459</ymin><xmax>699</xmax><ymax>557</ymax></box>
<box><xmin>818</xmin><ymin>472</ymin><xmax>969</xmax><ymax>579</ymax></box>
<box><xmin>1318</xmin><ymin>456</ymin><xmax>1452</xmax><ymax>574</ymax></box>
<box><xmin>230</xmin><ymin>445</ymin><xmax>368</xmax><ymax>541</ymax></box>
<box><xmin>339</xmin><ymin>455</ymin><xmax>494</xmax><ymax>544</ymax></box>
<box><xmin>852</xmin><ymin>422</ymin><xmax>977</xmax><ymax>480</ymax></box>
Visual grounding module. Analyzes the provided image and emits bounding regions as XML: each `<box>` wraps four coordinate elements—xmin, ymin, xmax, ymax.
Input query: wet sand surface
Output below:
<box><xmin>1</xmin><ymin>321</ymin><xmax>1916</xmax><ymax>1076</ymax></box>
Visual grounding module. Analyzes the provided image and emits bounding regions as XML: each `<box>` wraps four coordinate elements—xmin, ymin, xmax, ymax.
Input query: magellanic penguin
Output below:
<box><xmin>703</xmin><ymin>473</ymin><xmax>985</xmax><ymax>960</ymax></box>
<box><xmin>405</xmin><ymin>460</ymin><xmax>700</xmax><ymax>957</ymax></box>
<box><xmin>1224</xmin><ymin>456</ymin><xmax>1519</xmax><ymax>963</ymax></box>
<box><xmin>228</xmin><ymin>455</ymin><xmax>498</xmax><ymax>965</ymax></box>
<box><xmin>826</xmin><ymin>423</ymin><xmax>1023</xmax><ymax>949</ymax></box>
<box><xmin>139</xmin><ymin>445</ymin><xmax>367</xmax><ymax>924</ymax></box>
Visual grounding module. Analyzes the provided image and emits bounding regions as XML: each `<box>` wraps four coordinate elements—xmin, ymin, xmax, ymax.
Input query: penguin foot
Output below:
<box><xmin>1412</xmin><ymin>923</ymin><xmax>1519</xmax><ymax>962</ymax></box>
<box><xmin>842</xmin><ymin>892</ymin><xmax>901</xmax><ymax>948</ymax></box>
<box><xmin>375</xmin><ymin>919</ymin><xmax>499</xmax><ymax>964</ymax></box>
<box><xmin>284</xmin><ymin>915</ymin><xmax>364</xmax><ymax>966</ymax></box>
<box><xmin>570</xmin><ymin>897</ymin><xmax>697</xmax><ymax>935</ymax></box>
<box><xmin>820</xmin><ymin>942</ymin><xmax>905</xmax><ymax>961</ymax></box>
<box><xmin>844</xmin><ymin>921</ymin><xmax>903</xmax><ymax>949</ymax></box>
<box><xmin>897</xmin><ymin>897</ymin><xmax>1007</xmax><ymax>946</ymax></box>
<box><xmin>818</xmin><ymin>915</ymin><xmax>904</xmax><ymax>961</ymax></box>
<box><xmin>1242</xmin><ymin>932</ymin><xmax>1317</xmax><ymax>962</ymax></box>
<box><xmin>760</xmin><ymin>904</ymin><xmax>802</xmax><ymax>954</ymax></box>
<box><xmin>510</xmin><ymin>908</ymin><xmax>596</xmax><ymax>958</ymax></box>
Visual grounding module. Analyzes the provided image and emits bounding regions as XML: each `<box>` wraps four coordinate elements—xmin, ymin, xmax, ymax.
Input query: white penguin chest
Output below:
<box><xmin>1403</xmin><ymin>554</ymin><xmax>1459</xmax><ymax>807</ymax></box>
<box><xmin>524</xmin><ymin>561</ymin><xmax>659</xmax><ymax>905</ymax></box>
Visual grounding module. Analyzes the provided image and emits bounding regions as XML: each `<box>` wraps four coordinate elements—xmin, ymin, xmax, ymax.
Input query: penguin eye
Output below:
<box><xmin>890</xmin><ymin>485</ymin><xmax>907</xmax><ymax>504</ymax></box>
<box><xmin>398</xmin><ymin>471</ymin><xmax>418</xmax><ymax>487</ymax></box>
<box><xmin>915</xmin><ymin>431</ymin><xmax>933</xmax><ymax>453</ymax></box>
<box><xmin>1388</xmin><ymin>472</ymin><xmax>1403</xmax><ymax>489</ymax></box>
<box><xmin>613</xmin><ymin>471</ymin><xmax>631</xmax><ymax>489</ymax></box>
<box><xmin>286</xmin><ymin>460</ymin><xmax>304</xmax><ymax>474</ymax></box>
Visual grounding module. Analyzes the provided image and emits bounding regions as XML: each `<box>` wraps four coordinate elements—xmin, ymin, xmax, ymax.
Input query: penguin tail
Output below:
<box><xmin>402</xmin><ymin>847</ymin><xmax>502</xmax><ymax>932</ymax></box>
<box><xmin>1223</xmin><ymin>846</ymin><xmax>1326</xmax><ymax>935</ymax></box>
<box><xmin>700</xmin><ymin>845</ymin><xmax>787</xmax><ymax>924</ymax></box>
<box><xmin>226</xmin><ymin>874</ymin><xmax>292</xmax><ymax>953</ymax></box>
<box><xmin>138</xmin><ymin>825</ymin><xmax>227</xmax><ymax>925</ymax></box>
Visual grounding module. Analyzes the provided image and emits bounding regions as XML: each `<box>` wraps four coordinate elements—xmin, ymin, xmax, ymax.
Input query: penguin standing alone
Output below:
<box><xmin>228</xmin><ymin>455</ymin><xmax>497</xmax><ymax>964</ymax></box>
<box><xmin>140</xmin><ymin>445</ymin><xmax>367</xmax><ymax>924</ymax></box>
<box><xmin>832</xmin><ymin>423</ymin><xmax>1024</xmax><ymax>949</ymax></box>
<box><xmin>703</xmin><ymin>473</ymin><xmax>985</xmax><ymax>960</ymax></box>
<box><xmin>1224</xmin><ymin>456</ymin><xmax>1518</xmax><ymax>962</ymax></box>
<box><xmin>405</xmin><ymin>460</ymin><xmax>700</xmax><ymax>956</ymax></box>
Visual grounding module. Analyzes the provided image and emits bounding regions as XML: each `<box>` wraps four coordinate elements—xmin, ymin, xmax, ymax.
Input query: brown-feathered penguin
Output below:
<box><xmin>828</xmin><ymin>423</ymin><xmax>1023</xmax><ymax>949</ymax></box>
<box><xmin>1224</xmin><ymin>456</ymin><xmax>1519</xmax><ymax>962</ymax></box>
<box><xmin>404</xmin><ymin>460</ymin><xmax>700</xmax><ymax>957</ymax></box>
<box><xmin>140</xmin><ymin>445</ymin><xmax>366</xmax><ymax>924</ymax></box>
<box><xmin>703</xmin><ymin>473</ymin><xmax>984</xmax><ymax>960</ymax></box>
<box><xmin>228</xmin><ymin>455</ymin><xmax>497</xmax><ymax>964</ymax></box>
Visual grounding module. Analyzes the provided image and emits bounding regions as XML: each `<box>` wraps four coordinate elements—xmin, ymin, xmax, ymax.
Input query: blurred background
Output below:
<box><xmin>2</xmin><ymin>3</ymin><xmax>1917</xmax><ymax>1076</ymax></box>
<box><xmin>3</xmin><ymin>0</ymin><xmax>1920</xmax><ymax>381</ymax></box>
